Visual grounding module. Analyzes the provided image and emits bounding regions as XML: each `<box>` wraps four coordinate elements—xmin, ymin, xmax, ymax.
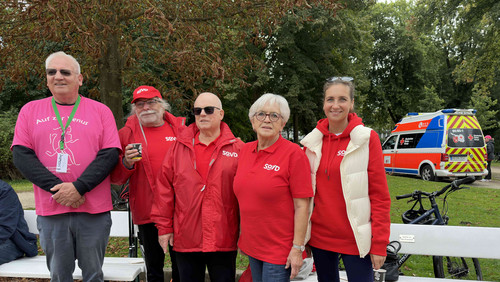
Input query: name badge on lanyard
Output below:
<box><xmin>56</xmin><ymin>153</ymin><xmax>69</xmax><ymax>173</ymax></box>
<box><xmin>52</xmin><ymin>95</ymin><xmax>81</xmax><ymax>173</ymax></box>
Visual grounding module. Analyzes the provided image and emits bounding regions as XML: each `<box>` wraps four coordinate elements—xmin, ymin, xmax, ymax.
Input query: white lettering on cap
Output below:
<box><xmin>137</xmin><ymin>88</ymin><xmax>149</xmax><ymax>94</ymax></box>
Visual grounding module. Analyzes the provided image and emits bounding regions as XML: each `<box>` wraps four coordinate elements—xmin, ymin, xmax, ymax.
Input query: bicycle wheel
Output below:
<box><xmin>433</xmin><ymin>256</ymin><xmax>483</xmax><ymax>280</ymax></box>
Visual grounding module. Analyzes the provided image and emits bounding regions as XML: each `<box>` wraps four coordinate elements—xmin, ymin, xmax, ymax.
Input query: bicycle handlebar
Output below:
<box><xmin>395</xmin><ymin>193</ymin><xmax>413</xmax><ymax>200</ymax></box>
<box><xmin>396</xmin><ymin>176</ymin><xmax>475</xmax><ymax>200</ymax></box>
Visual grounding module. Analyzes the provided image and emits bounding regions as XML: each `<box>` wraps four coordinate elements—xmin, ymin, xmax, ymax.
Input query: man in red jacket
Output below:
<box><xmin>152</xmin><ymin>92</ymin><xmax>244</xmax><ymax>282</ymax></box>
<box><xmin>111</xmin><ymin>86</ymin><xmax>185</xmax><ymax>282</ymax></box>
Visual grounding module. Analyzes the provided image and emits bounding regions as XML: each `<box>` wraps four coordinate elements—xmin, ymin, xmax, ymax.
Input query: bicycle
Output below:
<box><xmin>395</xmin><ymin>176</ymin><xmax>483</xmax><ymax>280</ymax></box>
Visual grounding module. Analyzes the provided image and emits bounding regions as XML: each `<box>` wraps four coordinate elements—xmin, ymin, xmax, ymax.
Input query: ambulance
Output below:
<box><xmin>381</xmin><ymin>109</ymin><xmax>487</xmax><ymax>181</ymax></box>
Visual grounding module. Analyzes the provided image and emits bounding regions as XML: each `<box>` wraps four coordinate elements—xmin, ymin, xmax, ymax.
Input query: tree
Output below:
<box><xmin>416</xmin><ymin>0</ymin><xmax>499</xmax><ymax>132</ymax></box>
<box><xmin>243</xmin><ymin>3</ymin><xmax>374</xmax><ymax>142</ymax></box>
<box><xmin>364</xmin><ymin>0</ymin><xmax>445</xmax><ymax>128</ymax></box>
<box><xmin>0</xmin><ymin>0</ymin><xmax>344</xmax><ymax>129</ymax></box>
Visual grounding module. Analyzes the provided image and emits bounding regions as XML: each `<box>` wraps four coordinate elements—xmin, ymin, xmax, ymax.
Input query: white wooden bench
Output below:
<box><xmin>0</xmin><ymin>210</ymin><xmax>145</xmax><ymax>281</ymax></box>
<box><xmin>301</xmin><ymin>223</ymin><xmax>500</xmax><ymax>282</ymax></box>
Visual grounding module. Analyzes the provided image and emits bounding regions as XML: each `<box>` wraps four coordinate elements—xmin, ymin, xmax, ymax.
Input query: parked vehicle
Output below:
<box><xmin>382</xmin><ymin>109</ymin><xmax>487</xmax><ymax>181</ymax></box>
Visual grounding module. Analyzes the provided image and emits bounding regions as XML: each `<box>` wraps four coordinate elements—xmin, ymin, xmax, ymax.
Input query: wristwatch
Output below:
<box><xmin>293</xmin><ymin>244</ymin><xmax>305</xmax><ymax>252</ymax></box>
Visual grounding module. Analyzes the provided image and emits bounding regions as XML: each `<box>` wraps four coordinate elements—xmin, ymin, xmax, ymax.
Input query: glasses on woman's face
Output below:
<box><xmin>326</xmin><ymin>76</ymin><xmax>354</xmax><ymax>82</ymax></box>
<box><xmin>46</xmin><ymin>68</ymin><xmax>73</xmax><ymax>77</ymax></box>
<box><xmin>254</xmin><ymin>111</ymin><xmax>281</xmax><ymax>122</ymax></box>
<box><xmin>192</xmin><ymin>106</ymin><xmax>220</xmax><ymax>115</ymax></box>
<box><xmin>135</xmin><ymin>99</ymin><xmax>159</xmax><ymax>109</ymax></box>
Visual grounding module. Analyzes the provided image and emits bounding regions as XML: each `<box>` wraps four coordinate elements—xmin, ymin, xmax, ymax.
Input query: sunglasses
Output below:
<box><xmin>254</xmin><ymin>112</ymin><xmax>281</xmax><ymax>122</ymax></box>
<box><xmin>192</xmin><ymin>106</ymin><xmax>220</xmax><ymax>115</ymax></box>
<box><xmin>135</xmin><ymin>99</ymin><xmax>159</xmax><ymax>109</ymax></box>
<box><xmin>46</xmin><ymin>68</ymin><xmax>73</xmax><ymax>77</ymax></box>
<box><xmin>326</xmin><ymin>76</ymin><xmax>354</xmax><ymax>82</ymax></box>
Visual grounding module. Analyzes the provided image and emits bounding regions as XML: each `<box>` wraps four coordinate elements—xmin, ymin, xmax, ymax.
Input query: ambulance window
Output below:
<box><xmin>382</xmin><ymin>135</ymin><xmax>398</xmax><ymax>150</ymax></box>
<box><xmin>447</xmin><ymin>128</ymin><xmax>485</xmax><ymax>148</ymax></box>
<box><xmin>398</xmin><ymin>133</ymin><xmax>424</xmax><ymax>149</ymax></box>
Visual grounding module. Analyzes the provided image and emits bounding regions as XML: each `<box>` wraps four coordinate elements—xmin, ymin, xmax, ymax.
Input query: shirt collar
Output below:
<box><xmin>251</xmin><ymin>135</ymin><xmax>284</xmax><ymax>153</ymax></box>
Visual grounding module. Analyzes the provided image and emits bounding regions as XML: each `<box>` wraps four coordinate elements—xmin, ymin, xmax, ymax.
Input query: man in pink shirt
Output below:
<box><xmin>11</xmin><ymin>51</ymin><xmax>121</xmax><ymax>281</ymax></box>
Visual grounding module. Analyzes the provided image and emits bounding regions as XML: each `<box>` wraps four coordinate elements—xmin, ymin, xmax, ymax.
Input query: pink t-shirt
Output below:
<box><xmin>233</xmin><ymin>136</ymin><xmax>313</xmax><ymax>264</ymax></box>
<box><xmin>12</xmin><ymin>96</ymin><xmax>121</xmax><ymax>216</ymax></box>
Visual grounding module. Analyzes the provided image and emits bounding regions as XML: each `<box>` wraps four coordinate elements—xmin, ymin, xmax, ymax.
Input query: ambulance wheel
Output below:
<box><xmin>420</xmin><ymin>165</ymin><xmax>435</xmax><ymax>181</ymax></box>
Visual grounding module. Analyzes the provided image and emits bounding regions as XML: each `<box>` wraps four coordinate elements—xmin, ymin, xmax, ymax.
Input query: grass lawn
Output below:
<box><xmin>10</xmin><ymin>174</ymin><xmax>500</xmax><ymax>280</ymax></box>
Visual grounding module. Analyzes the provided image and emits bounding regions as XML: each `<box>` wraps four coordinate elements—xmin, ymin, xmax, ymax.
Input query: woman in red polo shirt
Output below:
<box><xmin>233</xmin><ymin>93</ymin><xmax>313</xmax><ymax>282</ymax></box>
<box><xmin>300</xmin><ymin>77</ymin><xmax>391</xmax><ymax>282</ymax></box>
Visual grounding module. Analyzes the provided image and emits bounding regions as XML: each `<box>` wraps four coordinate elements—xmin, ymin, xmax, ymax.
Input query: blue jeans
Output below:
<box><xmin>248</xmin><ymin>255</ymin><xmax>291</xmax><ymax>282</ymax></box>
<box><xmin>38</xmin><ymin>212</ymin><xmax>111</xmax><ymax>282</ymax></box>
<box><xmin>0</xmin><ymin>239</ymin><xmax>24</xmax><ymax>265</ymax></box>
<box><xmin>310</xmin><ymin>246</ymin><xmax>373</xmax><ymax>282</ymax></box>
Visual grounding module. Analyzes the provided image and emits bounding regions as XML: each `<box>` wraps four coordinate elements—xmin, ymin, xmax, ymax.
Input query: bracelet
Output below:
<box><xmin>292</xmin><ymin>244</ymin><xmax>305</xmax><ymax>252</ymax></box>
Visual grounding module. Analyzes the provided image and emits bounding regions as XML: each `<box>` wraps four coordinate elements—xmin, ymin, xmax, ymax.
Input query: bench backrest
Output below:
<box><xmin>389</xmin><ymin>223</ymin><xmax>500</xmax><ymax>259</ymax></box>
<box><xmin>23</xmin><ymin>210</ymin><xmax>134</xmax><ymax>238</ymax></box>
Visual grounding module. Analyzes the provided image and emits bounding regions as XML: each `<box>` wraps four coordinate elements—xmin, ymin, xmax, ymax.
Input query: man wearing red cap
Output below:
<box><xmin>111</xmin><ymin>85</ymin><xmax>185</xmax><ymax>282</ymax></box>
<box><xmin>483</xmin><ymin>135</ymin><xmax>495</xmax><ymax>182</ymax></box>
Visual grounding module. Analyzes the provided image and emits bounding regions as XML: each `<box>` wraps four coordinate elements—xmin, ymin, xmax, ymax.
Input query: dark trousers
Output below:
<box><xmin>0</xmin><ymin>239</ymin><xmax>24</xmax><ymax>265</ymax></box>
<box><xmin>138</xmin><ymin>223</ymin><xmax>179</xmax><ymax>282</ymax></box>
<box><xmin>486</xmin><ymin>161</ymin><xmax>492</xmax><ymax>179</ymax></box>
<box><xmin>175</xmin><ymin>251</ymin><xmax>237</xmax><ymax>282</ymax></box>
<box><xmin>311</xmin><ymin>246</ymin><xmax>373</xmax><ymax>282</ymax></box>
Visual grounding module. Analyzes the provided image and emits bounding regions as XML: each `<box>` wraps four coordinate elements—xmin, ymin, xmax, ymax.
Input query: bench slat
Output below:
<box><xmin>23</xmin><ymin>209</ymin><xmax>135</xmax><ymax>237</ymax></box>
<box><xmin>389</xmin><ymin>223</ymin><xmax>500</xmax><ymax>259</ymax></box>
<box><xmin>0</xmin><ymin>256</ymin><xmax>144</xmax><ymax>281</ymax></box>
<box><xmin>1</xmin><ymin>210</ymin><xmax>144</xmax><ymax>281</ymax></box>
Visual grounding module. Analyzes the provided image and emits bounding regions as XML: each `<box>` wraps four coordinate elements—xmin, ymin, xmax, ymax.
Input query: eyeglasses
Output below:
<box><xmin>135</xmin><ymin>99</ymin><xmax>159</xmax><ymax>109</ymax></box>
<box><xmin>46</xmin><ymin>68</ymin><xmax>73</xmax><ymax>77</ymax></box>
<box><xmin>192</xmin><ymin>106</ymin><xmax>220</xmax><ymax>115</ymax></box>
<box><xmin>326</xmin><ymin>76</ymin><xmax>354</xmax><ymax>82</ymax></box>
<box><xmin>254</xmin><ymin>112</ymin><xmax>281</xmax><ymax>122</ymax></box>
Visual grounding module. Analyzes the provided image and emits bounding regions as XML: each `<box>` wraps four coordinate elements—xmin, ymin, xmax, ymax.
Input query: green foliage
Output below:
<box><xmin>254</xmin><ymin>4</ymin><xmax>374</xmax><ymax>141</ymax></box>
<box><xmin>364</xmin><ymin>1</ymin><xmax>441</xmax><ymax>125</ymax></box>
<box><xmin>468</xmin><ymin>90</ymin><xmax>499</xmax><ymax>131</ymax></box>
<box><xmin>415</xmin><ymin>0</ymin><xmax>500</xmax><ymax>136</ymax></box>
<box><xmin>0</xmin><ymin>108</ymin><xmax>22</xmax><ymax>179</ymax></box>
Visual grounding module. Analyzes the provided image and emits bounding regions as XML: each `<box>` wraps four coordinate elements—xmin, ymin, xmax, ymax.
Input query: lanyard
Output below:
<box><xmin>51</xmin><ymin>95</ymin><xmax>81</xmax><ymax>150</ymax></box>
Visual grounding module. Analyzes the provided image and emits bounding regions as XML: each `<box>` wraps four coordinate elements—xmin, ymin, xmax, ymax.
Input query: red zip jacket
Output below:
<box><xmin>151</xmin><ymin>122</ymin><xmax>244</xmax><ymax>252</ymax></box>
<box><xmin>110</xmin><ymin>112</ymin><xmax>185</xmax><ymax>225</ymax></box>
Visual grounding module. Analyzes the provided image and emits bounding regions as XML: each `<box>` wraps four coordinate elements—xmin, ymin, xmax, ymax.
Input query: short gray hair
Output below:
<box><xmin>45</xmin><ymin>51</ymin><xmax>81</xmax><ymax>74</ymax></box>
<box><xmin>248</xmin><ymin>93</ymin><xmax>290</xmax><ymax>124</ymax></box>
<box><xmin>129</xmin><ymin>98</ymin><xmax>171</xmax><ymax>116</ymax></box>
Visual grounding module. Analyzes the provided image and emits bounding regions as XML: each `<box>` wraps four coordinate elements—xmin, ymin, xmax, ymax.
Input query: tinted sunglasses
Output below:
<box><xmin>326</xmin><ymin>76</ymin><xmax>354</xmax><ymax>82</ymax></box>
<box><xmin>192</xmin><ymin>106</ymin><xmax>220</xmax><ymax>115</ymax></box>
<box><xmin>46</xmin><ymin>68</ymin><xmax>73</xmax><ymax>76</ymax></box>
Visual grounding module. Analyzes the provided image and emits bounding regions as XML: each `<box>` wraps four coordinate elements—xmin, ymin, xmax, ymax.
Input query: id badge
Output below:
<box><xmin>56</xmin><ymin>153</ymin><xmax>69</xmax><ymax>173</ymax></box>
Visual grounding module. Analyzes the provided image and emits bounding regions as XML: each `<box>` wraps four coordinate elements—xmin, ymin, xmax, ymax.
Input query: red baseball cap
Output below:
<box><xmin>131</xmin><ymin>85</ymin><xmax>162</xmax><ymax>103</ymax></box>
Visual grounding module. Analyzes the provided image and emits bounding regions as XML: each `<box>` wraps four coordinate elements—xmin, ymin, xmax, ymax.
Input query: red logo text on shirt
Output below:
<box><xmin>263</xmin><ymin>164</ymin><xmax>280</xmax><ymax>171</ymax></box>
<box><xmin>165</xmin><ymin>137</ymin><xmax>176</xmax><ymax>142</ymax></box>
<box><xmin>222</xmin><ymin>150</ymin><xmax>238</xmax><ymax>158</ymax></box>
<box><xmin>337</xmin><ymin>150</ymin><xmax>346</xmax><ymax>157</ymax></box>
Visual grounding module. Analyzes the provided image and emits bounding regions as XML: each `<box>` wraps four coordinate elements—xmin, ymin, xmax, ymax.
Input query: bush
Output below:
<box><xmin>0</xmin><ymin>108</ymin><xmax>23</xmax><ymax>179</ymax></box>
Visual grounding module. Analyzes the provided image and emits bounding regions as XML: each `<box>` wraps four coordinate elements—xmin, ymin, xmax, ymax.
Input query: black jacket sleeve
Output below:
<box><xmin>72</xmin><ymin>147</ymin><xmax>120</xmax><ymax>195</ymax></box>
<box><xmin>12</xmin><ymin>145</ymin><xmax>63</xmax><ymax>194</ymax></box>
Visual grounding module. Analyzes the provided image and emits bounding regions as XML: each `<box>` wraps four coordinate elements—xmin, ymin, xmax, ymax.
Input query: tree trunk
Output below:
<box><xmin>99</xmin><ymin>32</ymin><xmax>124</xmax><ymax>129</ymax></box>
